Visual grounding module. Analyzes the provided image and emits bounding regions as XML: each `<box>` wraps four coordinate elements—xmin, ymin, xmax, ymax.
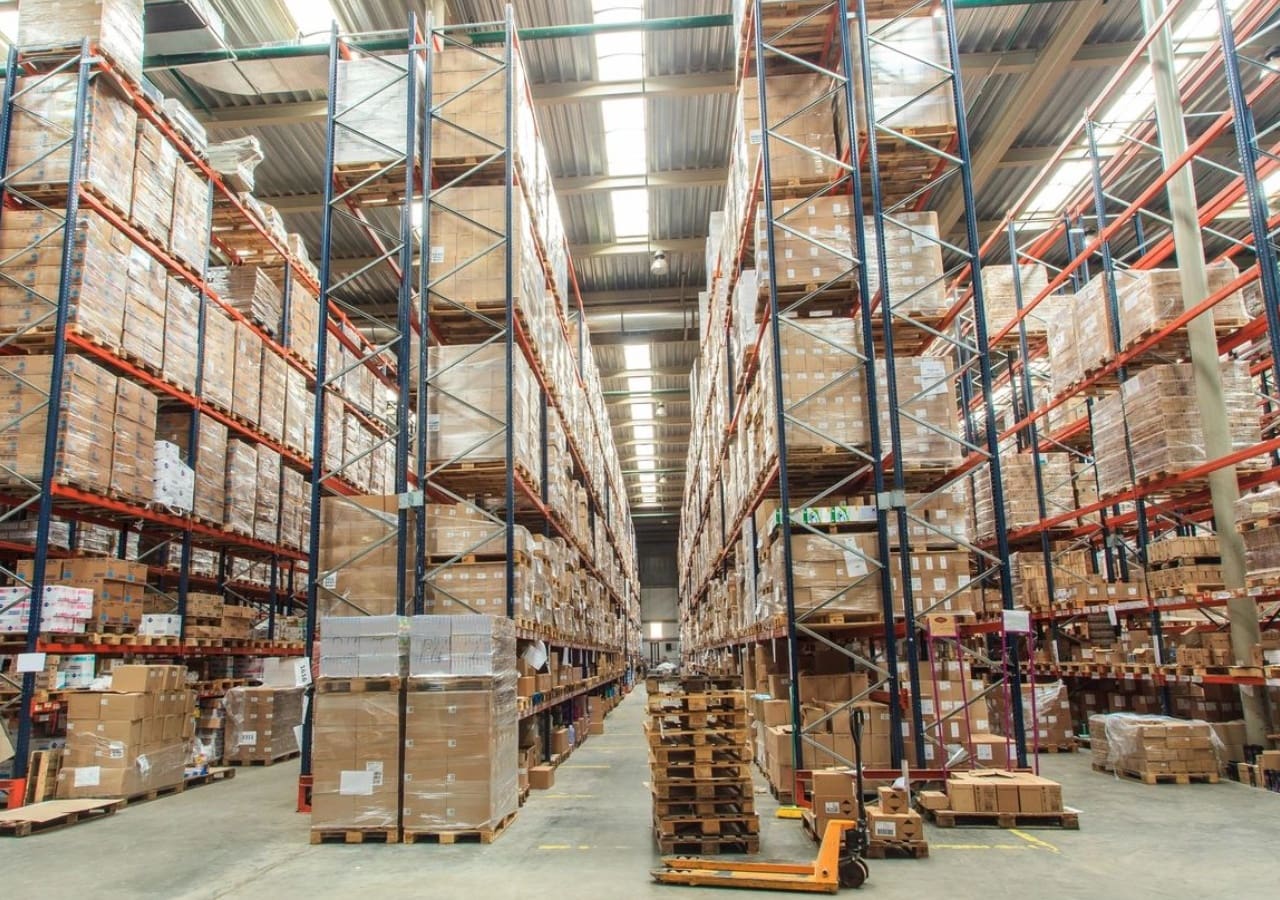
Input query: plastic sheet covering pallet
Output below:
<box><xmin>0</xmin><ymin>798</ymin><xmax>124</xmax><ymax>837</ymax></box>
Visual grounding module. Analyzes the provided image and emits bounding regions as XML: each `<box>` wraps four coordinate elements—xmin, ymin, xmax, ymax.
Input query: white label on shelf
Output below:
<box><xmin>427</xmin><ymin>414</ymin><xmax>441</xmax><ymax>433</ymax></box>
<box><xmin>873</xmin><ymin>820</ymin><xmax>898</xmax><ymax>838</ymax></box>
<box><xmin>107</xmin><ymin>742</ymin><xmax>125</xmax><ymax>760</ymax></box>
<box><xmin>429</xmin><ymin>245</ymin><xmax>445</xmax><ymax>264</ymax></box>
<box><xmin>366</xmin><ymin>761</ymin><xmax>384</xmax><ymax>787</ymax></box>
<box><xmin>1003</xmin><ymin>609</ymin><xmax>1032</xmax><ymax>634</ymax></box>
<box><xmin>240</xmin><ymin>731</ymin><xmax>258</xmax><ymax>747</ymax></box>
<box><xmin>1106</xmin><ymin>606</ymin><xmax>1119</xmax><ymax>627</ymax></box>
<box><xmin>74</xmin><ymin>766</ymin><xmax>101</xmax><ymax>787</ymax></box>
<box><xmin>823</xmin><ymin>801</ymin><xmax>842</xmax><ymax>814</ymax></box>
<box><xmin>340</xmin><ymin>770</ymin><xmax>375</xmax><ymax>796</ymax></box>
<box><xmin>16</xmin><ymin>652</ymin><xmax>46</xmax><ymax>673</ymax></box>
<box><xmin>321</xmin><ymin>573</ymin><xmax>337</xmax><ymax>590</ymax></box>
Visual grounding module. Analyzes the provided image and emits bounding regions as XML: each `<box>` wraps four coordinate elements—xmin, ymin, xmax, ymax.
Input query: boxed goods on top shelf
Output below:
<box><xmin>1091</xmin><ymin>360</ymin><xmax>1263</xmax><ymax>497</ymax></box>
<box><xmin>18</xmin><ymin>0</ymin><xmax>144</xmax><ymax>84</ymax></box>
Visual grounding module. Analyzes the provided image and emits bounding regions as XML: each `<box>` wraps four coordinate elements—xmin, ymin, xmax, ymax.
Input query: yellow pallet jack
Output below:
<box><xmin>651</xmin><ymin>712</ymin><xmax>871</xmax><ymax>893</ymax></box>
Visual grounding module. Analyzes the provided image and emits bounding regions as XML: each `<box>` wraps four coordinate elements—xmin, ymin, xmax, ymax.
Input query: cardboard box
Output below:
<box><xmin>877</xmin><ymin>786</ymin><xmax>909</xmax><ymax>813</ymax></box>
<box><xmin>868</xmin><ymin>810</ymin><xmax>923</xmax><ymax>842</ymax></box>
<box><xmin>917</xmin><ymin>790</ymin><xmax>949</xmax><ymax>811</ymax></box>
<box><xmin>551</xmin><ymin>728</ymin><xmax>571</xmax><ymax>756</ymax></box>
<box><xmin>529</xmin><ymin>765</ymin><xmax>555</xmax><ymax>789</ymax></box>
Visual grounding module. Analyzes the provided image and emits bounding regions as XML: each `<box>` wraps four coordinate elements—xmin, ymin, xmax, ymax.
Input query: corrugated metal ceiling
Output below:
<box><xmin>159</xmin><ymin>0</ymin><xmax>1214</xmax><ymax>515</ymax></box>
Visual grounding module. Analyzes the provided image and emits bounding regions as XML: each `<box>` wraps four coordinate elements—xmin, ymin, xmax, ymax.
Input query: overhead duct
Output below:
<box><xmin>585</xmin><ymin>308</ymin><xmax>698</xmax><ymax>335</ymax></box>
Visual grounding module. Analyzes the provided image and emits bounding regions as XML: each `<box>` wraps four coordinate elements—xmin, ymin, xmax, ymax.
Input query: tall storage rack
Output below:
<box><xmin>678</xmin><ymin>0</ymin><xmax>1027</xmax><ymax>790</ymax></box>
<box><xmin>959</xmin><ymin>0</ymin><xmax>1280</xmax><ymax>747</ymax></box>
<box><xmin>0</xmin><ymin>40</ymin><xmax>323</xmax><ymax>804</ymax></box>
<box><xmin>299</xmin><ymin>10</ymin><xmax>641</xmax><ymax>809</ymax></box>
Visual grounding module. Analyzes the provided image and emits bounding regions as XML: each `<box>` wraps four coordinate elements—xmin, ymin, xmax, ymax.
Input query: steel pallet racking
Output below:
<box><xmin>0</xmin><ymin>38</ymin><xmax>329</xmax><ymax>805</ymax></box>
<box><xmin>677</xmin><ymin>0</ymin><xmax>1028</xmax><ymax>789</ymax></box>
<box><xmin>949</xmin><ymin>0</ymin><xmax>1280</xmax><ymax>745</ymax></box>
<box><xmin>297</xmin><ymin>9</ymin><xmax>640</xmax><ymax>810</ymax></box>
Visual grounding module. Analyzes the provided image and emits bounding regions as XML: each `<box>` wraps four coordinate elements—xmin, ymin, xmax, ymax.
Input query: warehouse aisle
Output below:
<box><xmin>4</xmin><ymin>688</ymin><xmax>1280</xmax><ymax>899</ymax></box>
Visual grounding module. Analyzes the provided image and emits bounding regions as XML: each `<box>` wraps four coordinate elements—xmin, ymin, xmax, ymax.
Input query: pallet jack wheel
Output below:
<box><xmin>838</xmin><ymin>857</ymin><xmax>869</xmax><ymax>889</ymax></box>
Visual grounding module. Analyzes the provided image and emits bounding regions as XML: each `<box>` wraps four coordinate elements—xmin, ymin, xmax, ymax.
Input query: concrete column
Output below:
<box><xmin>1141</xmin><ymin>0</ymin><xmax>1268</xmax><ymax>745</ymax></box>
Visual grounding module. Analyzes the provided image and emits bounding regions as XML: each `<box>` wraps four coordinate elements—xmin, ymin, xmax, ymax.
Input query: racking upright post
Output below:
<box><xmin>750</xmin><ymin>0</ymin><xmax>898</xmax><ymax>775</ymax></box>
<box><xmin>422</xmin><ymin>11</ymin><xmax>519</xmax><ymax>625</ymax></box>
<box><xmin>301</xmin><ymin>18</ymin><xmax>424</xmax><ymax>806</ymax></box>
<box><xmin>850</xmin><ymin>0</ymin><xmax>1027</xmax><ymax>767</ymax></box>
<box><xmin>0</xmin><ymin>41</ymin><xmax>93</xmax><ymax>787</ymax></box>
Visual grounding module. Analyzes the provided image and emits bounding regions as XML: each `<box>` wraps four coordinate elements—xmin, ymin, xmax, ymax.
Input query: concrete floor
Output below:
<box><xmin>4</xmin><ymin>686</ymin><xmax>1279</xmax><ymax>899</ymax></box>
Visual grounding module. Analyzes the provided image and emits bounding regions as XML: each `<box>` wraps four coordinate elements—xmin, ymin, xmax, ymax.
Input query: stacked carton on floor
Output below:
<box><xmin>56</xmin><ymin>664</ymin><xmax>195</xmax><ymax>799</ymax></box>
<box><xmin>310</xmin><ymin>614</ymin><xmax>519</xmax><ymax>843</ymax></box>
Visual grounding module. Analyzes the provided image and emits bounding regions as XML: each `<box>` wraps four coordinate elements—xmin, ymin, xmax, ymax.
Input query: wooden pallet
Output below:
<box><xmin>646</xmin><ymin>728</ymin><xmax>751</xmax><ymax>748</ymax></box>
<box><xmin>649</xmin><ymin>746</ymin><xmax>752</xmax><ymax>766</ymax></box>
<box><xmin>923</xmin><ymin>807</ymin><xmax>1080</xmax><ymax>829</ymax></box>
<box><xmin>24</xmin><ymin>750</ymin><xmax>62</xmax><ymax>804</ymax></box>
<box><xmin>652</xmin><ymin>781</ymin><xmax>753</xmax><ymax>802</ymax></box>
<box><xmin>310</xmin><ymin>827</ymin><xmax>401</xmax><ymax>845</ymax></box>
<box><xmin>648</xmin><ymin>709</ymin><xmax>749</xmax><ymax>729</ymax></box>
<box><xmin>227</xmin><ymin>750</ymin><xmax>301</xmax><ymax>767</ymax></box>
<box><xmin>647</xmin><ymin>693</ymin><xmax>746</xmax><ymax>713</ymax></box>
<box><xmin>866</xmin><ymin>838</ymin><xmax>930</xmax><ymax>859</ymax></box>
<box><xmin>653</xmin><ymin>797</ymin><xmax>757</xmax><ymax>818</ymax></box>
<box><xmin>1093</xmin><ymin>764</ymin><xmax>1220</xmax><ymax>785</ymax></box>
<box><xmin>120</xmin><ymin>781</ymin><xmax>187</xmax><ymax>807</ymax></box>
<box><xmin>655</xmin><ymin>814</ymin><xmax>761</xmax><ymax>838</ymax></box>
<box><xmin>0</xmin><ymin>798</ymin><xmax>125</xmax><ymax>837</ymax></box>
<box><xmin>1032</xmin><ymin>741</ymin><xmax>1079</xmax><ymax>754</ymax></box>
<box><xmin>655</xmin><ymin>834</ymin><xmax>761</xmax><ymax>855</ymax></box>
<box><xmin>652</xmin><ymin>763</ymin><xmax>754</xmax><ymax>782</ymax></box>
<box><xmin>403</xmin><ymin>809</ymin><xmax>517</xmax><ymax>845</ymax></box>
<box><xmin>183</xmin><ymin>767</ymin><xmax>236</xmax><ymax>788</ymax></box>
<box><xmin>316</xmin><ymin>677</ymin><xmax>403</xmax><ymax>694</ymax></box>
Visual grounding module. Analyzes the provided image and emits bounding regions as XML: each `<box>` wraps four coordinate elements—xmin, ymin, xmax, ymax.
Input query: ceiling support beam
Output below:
<box><xmin>935</xmin><ymin>0</ymin><xmax>1107</xmax><ymax>236</ymax></box>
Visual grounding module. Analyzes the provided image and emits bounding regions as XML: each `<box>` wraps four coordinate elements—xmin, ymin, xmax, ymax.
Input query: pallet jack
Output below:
<box><xmin>651</xmin><ymin>711</ymin><xmax>870</xmax><ymax>893</ymax></box>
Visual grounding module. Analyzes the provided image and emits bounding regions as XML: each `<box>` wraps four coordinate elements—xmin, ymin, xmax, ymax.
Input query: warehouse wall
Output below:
<box><xmin>639</xmin><ymin>538</ymin><xmax>680</xmax><ymax>663</ymax></box>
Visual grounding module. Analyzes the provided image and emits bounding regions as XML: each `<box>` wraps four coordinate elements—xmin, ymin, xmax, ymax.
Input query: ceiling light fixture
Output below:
<box><xmin>650</xmin><ymin>249</ymin><xmax>668</xmax><ymax>276</ymax></box>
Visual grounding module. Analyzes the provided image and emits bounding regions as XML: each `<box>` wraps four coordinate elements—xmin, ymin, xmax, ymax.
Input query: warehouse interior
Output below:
<box><xmin>1</xmin><ymin>0</ymin><xmax>1280</xmax><ymax>896</ymax></box>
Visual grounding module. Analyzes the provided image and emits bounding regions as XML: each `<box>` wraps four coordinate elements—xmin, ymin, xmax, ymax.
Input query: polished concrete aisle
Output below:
<box><xmin>3</xmin><ymin>685</ymin><xmax>1279</xmax><ymax>899</ymax></box>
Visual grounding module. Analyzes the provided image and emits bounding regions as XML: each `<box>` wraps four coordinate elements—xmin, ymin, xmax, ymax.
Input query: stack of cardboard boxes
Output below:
<box><xmin>747</xmin><ymin>645</ymin><xmax>894</xmax><ymax>799</ymax></box>
<box><xmin>1092</xmin><ymin>361</ymin><xmax>1263</xmax><ymax>497</ymax></box>
<box><xmin>56</xmin><ymin>664</ymin><xmax>195</xmax><ymax>799</ymax></box>
<box><xmin>1089</xmin><ymin>713</ymin><xmax>1221</xmax><ymax>781</ymax></box>
<box><xmin>223</xmin><ymin>685</ymin><xmax>306</xmax><ymax>765</ymax></box>
<box><xmin>987</xmin><ymin>681</ymin><xmax>1076</xmax><ymax>751</ymax></box>
<box><xmin>310</xmin><ymin>614</ymin><xmax>519</xmax><ymax>842</ymax></box>
<box><xmin>945</xmin><ymin>770</ymin><xmax>1065</xmax><ymax>816</ymax></box>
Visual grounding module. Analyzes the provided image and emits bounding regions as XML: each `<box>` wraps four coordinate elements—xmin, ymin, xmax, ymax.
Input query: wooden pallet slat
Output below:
<box><xmin>402</xmin><ymin>809</ymin><xmax>517</xmax><ymax>845</ymax></box>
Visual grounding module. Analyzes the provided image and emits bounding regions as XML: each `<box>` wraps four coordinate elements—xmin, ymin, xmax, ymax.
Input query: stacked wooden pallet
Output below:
<box><xmin>646</xmin><ymin>674</ymin><xmax>759</xmax><ymax>855</ymax></box>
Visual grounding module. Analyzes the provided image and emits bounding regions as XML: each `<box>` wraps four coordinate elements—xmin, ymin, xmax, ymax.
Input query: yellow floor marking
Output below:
<box><xmin>1010</xmin><ymin>829</ymin><xmax>1060</xmax><ymax>853</ymax></box>
<box><xmin>558</xmin><ymin>764</ymin><xmax>612</xmax><ymax>769</ymax></box>
<box><xmin>539</xmin><ymin>844</ymin><xmax>573</xmax><ymax>850</ymax></box>
<box><xmin>931</xmin><ymin>843</ymin><xmax>1033</xmax><ymax>851</ymax></box>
